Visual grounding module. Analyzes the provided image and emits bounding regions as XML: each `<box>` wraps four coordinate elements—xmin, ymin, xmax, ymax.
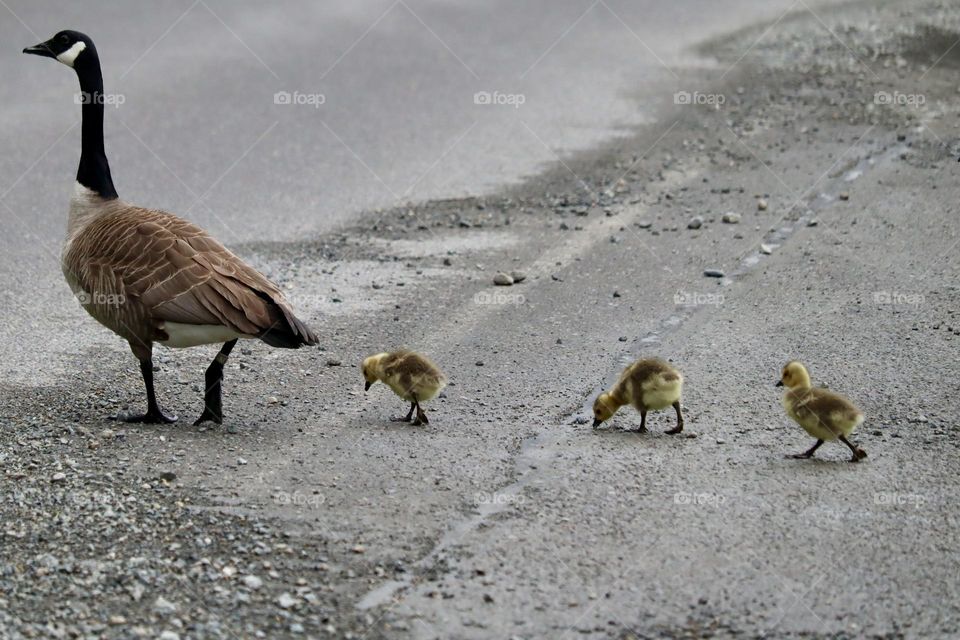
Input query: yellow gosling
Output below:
<box><xmin>592</xmin><ymin>357</ymin><xmax>684</xmax><ymax>434</ymax></box>
<box><xmin>362</xmin><ymin>350</ymin><xmax>447</xmax><ymax>426</ymax></box>
<box><xmin>777</xmin><ymin>361</ymin><xmax>866</xmax><ymax>462</ymax></box>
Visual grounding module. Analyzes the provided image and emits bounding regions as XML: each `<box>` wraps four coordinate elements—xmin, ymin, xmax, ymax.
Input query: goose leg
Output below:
<box><xmin>665</xmin><ymin>400</ymin><xmax>684</xmax><ymax>434</ymax></box>
<box><xmin>391</xmin><ymin>402</ymin><xmax>416</xmax><ymax>422</ymax></box>
<box><xmin>839</xmin><ymin>435</ymin><xmax>867</xmax><ymax>462</ymax></box>
<box><xmin>788</xmin><ymin>439</ymin><xmax>823</xmax><ymax>459</ymax></box>
<box><xmin>124</xmin><ymin>359</ymin><xmax>177</xmax><ymax>424</ymax></box>
<box><xmin>194</xmin><ymin>339</ymin><xmax>238</xmax><ymax>426</ymax></box>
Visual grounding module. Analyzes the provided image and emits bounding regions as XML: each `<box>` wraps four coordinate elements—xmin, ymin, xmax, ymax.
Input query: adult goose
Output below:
<box><xmin>23</xmin><ymin>30</ymin><xmax>318</xmax><ymax>425</ymax></box>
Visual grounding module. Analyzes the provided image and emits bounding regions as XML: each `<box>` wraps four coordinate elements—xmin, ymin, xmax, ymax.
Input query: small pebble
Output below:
<box><xmin>326</xmin><ymin>359</ymin><xmax>342</xmax><ymax>367</ymax></box>
<box><xmin>757</xmin><ymin>199</ymin><xmax>768</xmax><ymax>211</ymax></box>
<box><xmin>760</xmin><ymin>244</ymin><xmax>774</xmax><ymax>255</ymax></box>
<box><xmin>722</xmin><ymin>212</ymin><xmax>741</xmax><ymax>224</ymax></box>
<box><xmin>704</xmin><ymin>269</ymin><xmax>725</xmax><ymax>278</ymax></box>
<box><xmin>276</xmin><ymin>593</ymin><xmax>297</xmax><ymax>609</ymax></box>
<box><xmin>687</xmin><ymin>216</ymin><xmax>703</xmax><ymax>230</ymax></box>
<box><xmin>510</xmin><ymin>271</ymin><xmax>527</xmax><ymax>283</ymax></box>
<box><xmin>493</xmin><ymin>272</ymin><xmax>514</xmax><ymax>286</ymax></box>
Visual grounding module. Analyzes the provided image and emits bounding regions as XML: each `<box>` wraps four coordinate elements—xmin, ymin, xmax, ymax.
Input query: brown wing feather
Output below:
<box><xmin>64</xmin><ymin>205</ymin><xmax>317</xmax><ymax>347</ymax></box>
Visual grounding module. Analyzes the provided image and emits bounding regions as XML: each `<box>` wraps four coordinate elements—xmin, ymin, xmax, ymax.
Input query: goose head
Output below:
<box><xmin>361</xmin><ymin>353</ymin><xmax>387</xmax><ymax>391</ymax></box>
<box><xmin>777</xmin><ymin>360</ymin><xmax>812</xmax><ymax>389</ymax></box>
<box><xmin>591</xmin><ymin>392</ymin><xmax>619</xmax><ymax>427</ymax></box>
<box><xmin>23</xmin><ymin>30</ymin><xmax>95</xmax><ymax>69</ymax></box>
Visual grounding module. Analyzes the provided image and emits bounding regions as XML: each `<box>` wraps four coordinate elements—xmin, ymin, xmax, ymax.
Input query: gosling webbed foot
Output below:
<box><xmin>787</xmin><ymin>439</ymin><xmax>824</xmax><ymax>460</ymax></box>
<box><xmin>665</xmin><ymin>423</ymin><xmax>683</xmax><ymax>435</ymax></box>
<box><xmin>850</xmin><ymin>448</ymin><xmax>867</xmax><ymax>462</ymax></box>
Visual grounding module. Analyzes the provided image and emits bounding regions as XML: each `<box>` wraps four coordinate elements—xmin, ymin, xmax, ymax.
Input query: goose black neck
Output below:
<box><xmin>75</xmin><ymin>51</ymin><xmax>117</xmax><ymax>200</ymax></box>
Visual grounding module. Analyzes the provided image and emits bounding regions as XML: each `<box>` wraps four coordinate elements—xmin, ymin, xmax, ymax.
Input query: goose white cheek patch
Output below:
<box><xmin>57</xmin><ymin>41</ymin><xmax>86</xmax><ymax>67</ymax></box>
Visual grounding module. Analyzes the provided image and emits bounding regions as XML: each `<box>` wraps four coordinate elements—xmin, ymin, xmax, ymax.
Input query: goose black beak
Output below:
<box><xmin>775</xmin><ymin>380</ymin><xmax>783</xmax><ymax>387</ymax></box>
<box><xmin>592</xmin><ymin>418</ymin><xmax>602</xmax><ymax>428</ymax></box>
<box><xmin>23</xmin><ymin>40</ymin><xmax>57</xmax><ymax>59</ymax></box>
<box><xmin>364</xmin><ymin>381</ymin><xmax>372</xmax><ymax>391</ymax></box>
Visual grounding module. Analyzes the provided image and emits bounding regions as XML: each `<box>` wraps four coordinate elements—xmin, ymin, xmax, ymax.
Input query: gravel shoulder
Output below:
<box><xmin>3</xmin><ymin>0</ymin><xmax>960</xmax><ymax>638</ymax></box>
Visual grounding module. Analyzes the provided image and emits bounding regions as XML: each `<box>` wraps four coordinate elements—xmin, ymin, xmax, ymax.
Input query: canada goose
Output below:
<box><xmin>362</xmin><ymin>350</ymin><xmax>446</xmax><ymax>426</ymax></box>
<box><xmin>592</xmin><ymin>357</ymin><xmax>684</xmax><ymax>433</ymax></box>
<box><xmin>23</xmin><ymin>31</ymin><xmax>318</xmax><ymax>425</ymax></box>
<box><xmin>777</xmin><ymin>361</ymin><xmax>867</xmax><ymax>462</ymax></box>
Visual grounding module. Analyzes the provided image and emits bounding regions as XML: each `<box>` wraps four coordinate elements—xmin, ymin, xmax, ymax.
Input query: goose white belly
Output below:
<box><xmin>159</xmin><ymin>322</ymin><xmax>248</xmax><ymax>348</ymax></box>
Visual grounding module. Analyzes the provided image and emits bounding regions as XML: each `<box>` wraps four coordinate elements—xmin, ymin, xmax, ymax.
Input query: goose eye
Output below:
<box><xmin>60</xmin><ymin>34</ymin><xmax>70</xmax><ymax>43</ymax></box>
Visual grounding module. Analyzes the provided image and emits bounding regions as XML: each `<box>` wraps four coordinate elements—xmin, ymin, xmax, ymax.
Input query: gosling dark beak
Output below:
<box><xmin>775</xmin><ymin>380</ymin><xmax>783</xmax><ymax>387</ymax></box>
<box><xmin>364</xmin><ymin>381</ymin><xmax>372</xmax><ymax>391</ymax></box>
<box><xmin>592</xmin><ymin>418</ymin><xmax>602</xmax><ymax>428</ymax></box>
<box><xmin>23</xmin><ymin>40</ymin><xmax>57</xmax><ymax>59</ymax></box>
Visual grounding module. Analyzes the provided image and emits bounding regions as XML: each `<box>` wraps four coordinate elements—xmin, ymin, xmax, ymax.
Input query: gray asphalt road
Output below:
<box><xmin>2</xmin><ymin>0</ymin><xmax>832</xmax><ymax>240</ymax></box>
<box><xmin>0</xmin><ymin>0</ymin><xmax>843</xmax><ymax>385</ymax></box>
<box><xmin>3</xmin><ymin>0</ymin><xmax>959</xmax><ymax>638</ymax></box>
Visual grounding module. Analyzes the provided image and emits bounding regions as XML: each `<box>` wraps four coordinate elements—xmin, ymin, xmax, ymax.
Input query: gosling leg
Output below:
<box><xmin>839</xmin><ymin>435</ymin><xmax>867</xmax><ymax>462</ymax></box>
<box><xmin>391</xmin><ymin>402</ymin><xmax>416</xmax><ymax>423</ymax></box>
<box><xmin>124</xmin><ymin>358</ymin><xmax>177</xmax><ymax>424</ymax></box>
<box><xmin>788</xmin><ymin>439</ymin><xmax>824</xmax><ymax>459</ymax></box>
<box><xmin>194</xmin><ymin>339</ymin><xmax>238</xmax><ymax>426</ymax></box>
<box><xmin>411</xmin><ymin>397</ymin><xmax>429</xmax><ymax>426</ymax></box>
<box><xmin>633</xmin><ymin>409</ymin><xmax>648</xmax><ymax>433</ymax></box>
<box><xmin>665</xmin><ymin>400</ymin><xmax>684</xmax><ymax>435</ymax></box>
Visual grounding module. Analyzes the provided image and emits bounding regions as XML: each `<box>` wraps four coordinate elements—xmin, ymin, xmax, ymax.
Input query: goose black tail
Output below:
<box><xmin>257</xmin><ymin>293</ymin><xmax>319</xmax><ymax>349</ymax></box>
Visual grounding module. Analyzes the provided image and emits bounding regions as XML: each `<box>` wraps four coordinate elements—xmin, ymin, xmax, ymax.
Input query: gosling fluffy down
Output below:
<box><xmin>592</xmin><ymin>357</ymin><xmax>684</xmax><ymax>433</ymax></box>
<box><xmin>777</xmin><ymin>361</ymin><xmax>867</xmax><ymax>462</ymax></box>
<box><xmin>362</xmin><ymin>350</ymin><xmax>447</xmax><ymax>425</ymax></box>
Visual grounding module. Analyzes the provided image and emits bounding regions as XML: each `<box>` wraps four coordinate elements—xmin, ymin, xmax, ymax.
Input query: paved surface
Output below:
<box><xmin>1</xmin><ymin>0</ymin><xmax>959</xmax><ymax>638</ymax></box>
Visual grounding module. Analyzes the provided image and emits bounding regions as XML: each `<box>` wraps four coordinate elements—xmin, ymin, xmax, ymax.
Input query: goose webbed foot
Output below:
<box><xmin>121</xmin><ymin>408</ymin><xmax>177</xmax><ymax>424</ymax></box>
<box><xmin>120</xmin><ymin>357</ymin><xmax>176</xmax><ymax>423</ymax></box>
<box><xmin>194</xmin><ymin>339</ymin><xmax>237</xmax><ymax>427</ymax></box>
<box><xmin>193</xmin><ymin>406</ymin><xmax>223</xmax><ymax>426</ymax></box>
